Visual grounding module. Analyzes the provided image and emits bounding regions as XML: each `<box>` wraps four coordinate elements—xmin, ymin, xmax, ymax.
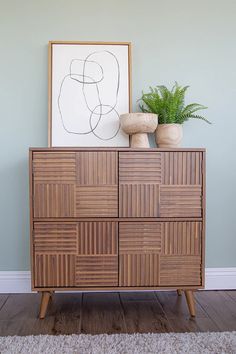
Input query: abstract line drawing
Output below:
<box><xmin>49</xmin><ymin>42</ymin><xmax>131</xmax><ymax>147</ymax></box>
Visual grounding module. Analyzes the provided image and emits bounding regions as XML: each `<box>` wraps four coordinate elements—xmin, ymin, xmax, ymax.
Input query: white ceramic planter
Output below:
<box><xmin>120</xmin><ymin>113</ymin><xmax>158</xmax><ymax>148</ymax></box>
<box><xmin>156</xmin><ymin>124</ymin><xmax>183</xmax><ymax>148</ymax></box>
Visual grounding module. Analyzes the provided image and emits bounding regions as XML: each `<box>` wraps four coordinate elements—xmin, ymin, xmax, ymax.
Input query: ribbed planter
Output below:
<box><xmin>120</xmin><ymin>113</ymin><xmax>158</xmax><ymax>148</ymax></box>
<box><xmin>156</xmin><ymin>124</ymin><xmax>183</xmax><ymax>148</ymax></box>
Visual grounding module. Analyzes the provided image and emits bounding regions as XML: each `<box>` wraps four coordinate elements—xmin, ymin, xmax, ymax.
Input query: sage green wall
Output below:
<box><xmin>0</xmin><ymin>0</ymin><xmax>236</xmax><ymax>270</ymax></box>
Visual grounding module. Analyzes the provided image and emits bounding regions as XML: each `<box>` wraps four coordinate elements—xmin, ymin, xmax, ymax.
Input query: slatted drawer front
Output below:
<box><xmin>33</xmin><ymin>151</ymin><xmax>118</xmax><ymax>218</ymax></box>
<box><xmin>34</xmin><ymin>221</ymin><xmax>118</xmax><ymax>287</ymax></box>
<box><xmin>119</xmin><ymin>221</ymin><xmax>202</xmax><ymax>287</ymax></box>
<box><xmin>119</xmin><ymin>151</ymin><xmax>202</xmax><ymax>218</ymax></box>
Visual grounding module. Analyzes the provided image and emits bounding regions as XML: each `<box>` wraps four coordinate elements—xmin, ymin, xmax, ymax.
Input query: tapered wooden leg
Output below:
<box><xmin>39</xmin><ymin>291</ymin><xmax>51</xmax><ymax>319</ymax></box>
<box><xmin>184</xmin><ymin>290</ymin><xmax>196</xmax><ymax>317</ymax></box>
<box><xmin>177</xmin><ymin>289</ymin><xmax>182</xmax><ymax>296</ymax></box>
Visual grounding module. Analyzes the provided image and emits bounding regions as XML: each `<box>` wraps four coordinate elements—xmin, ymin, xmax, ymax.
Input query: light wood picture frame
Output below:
<box><xmin>48</xmin><ymin>41</ymin><xmax>132</xmax><ymax>147</ymax></box>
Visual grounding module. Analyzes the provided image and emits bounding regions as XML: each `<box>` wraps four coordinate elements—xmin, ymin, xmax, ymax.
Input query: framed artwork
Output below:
<box><xmin>48</xmin><ymin>41</ymin><xmax>132</xmax><ymax>147</ymax></box>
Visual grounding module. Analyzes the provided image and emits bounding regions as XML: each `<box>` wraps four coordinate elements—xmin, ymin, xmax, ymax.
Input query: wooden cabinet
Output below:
<box><xmin>29</xmin><ymin>148</ymin><xmax>205</xmax><ymax>318</ymax></box>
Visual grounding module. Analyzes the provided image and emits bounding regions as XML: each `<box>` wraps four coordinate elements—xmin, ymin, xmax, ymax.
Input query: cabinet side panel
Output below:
<box><xmin>29</xmin><ymin>150</ymin><xmax>34</xmax><ymax>289</ymax></box>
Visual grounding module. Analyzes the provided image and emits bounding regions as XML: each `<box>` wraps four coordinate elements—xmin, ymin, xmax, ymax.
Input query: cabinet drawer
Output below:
<box><xmin>33</xmin><ymin>221</ymin><xmax>118</xmax><ymax>287</ymax></box>
<box><xmin>119</xmin><ymin>151</ymin><xmax>202</xmax><ymax>218</ymax></box>
<box><xmin>33</xmin><ymin>151</ymin><xmax>118</xmax><ymax>218</ymax></box>
<box><xmin>119</xmin><ymin>221</ymin><xmax>202</xmax><ymax>287</ymax></box>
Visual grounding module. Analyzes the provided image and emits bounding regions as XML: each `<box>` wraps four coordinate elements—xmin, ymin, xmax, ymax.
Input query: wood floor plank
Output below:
<box><xmin>81</xmin><ymin>292</ymin><xmax>127</xmax><ymax>334</ymax></box>
<box><xmin>120</xmin><ymin>291</ymin><xmax>173</xmax><ymax>333</ymax></box>
<box><xmin>155</xmin><ymin>291</ymin><xmax>219</xmax><ymax>332</ymax></box>
<box><xmin>0</xmin><ymin>293</ymin><xmax>54</xmax><ymax>336</ymax></box>
<box><xmin>50</xmin><ymin>293</ymin><xmax>82</xmax><ymax>335</ymax></box>
<box><xmin>155</xmin><ymin>291</ymin><xmax>206</xmax><ymax>319</ymax></box>
<box><xmin>0</xmin><ymin>293</ymin><xmax>82</xmax><ymax>336</ymax></box>
<box><xmin>226</xmin><ymin>290</ymin><xmax>236</xmax><ymax>302</ymax></box>
<box><xmin>195</xmin><ymin>291</ymin><xmax>236</xmax><ymax>331</ymax></box>
<box><xmin>0</xmin><ymin>294</ymin><xmax>41</xmax><ymax>321</ymax></box>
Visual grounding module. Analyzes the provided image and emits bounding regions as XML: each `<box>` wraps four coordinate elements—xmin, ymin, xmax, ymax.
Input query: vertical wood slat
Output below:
<box><xmin>161</xmin><ymin>221</ymin><xmax>201</xmax><ymax>255</ymax></box>
<box><xmin>119</xmin><ymin>254</ymin><xmax>160</xmax><ymax>286</ymax></box>
<box><xmin>34</xmin><ymin>254</ymin><xmax>75</xmax><ymax>287</ymax></box>
<box><xmin>78</xmin><ymin>222</ymin><xmax>117</xmax><ymax>255</ymax></box>
<box><xmin>34</xmin><ymin>184</ymin><xmax>75</xmax><ymax>218</ymax></box>
<box><xmin>162</xmin><ymin>151</ymin><xmax>202</xmax><ymax>185</ymax></box>
<box><xmin>76</xmin><ymin>151</ymin><xmax>117</xmax><ymax>185</ymax></box>
<box><xmin>119</xmin><ymin>184</ymin><xmax>159</xmax><ymax>217</ymax></box>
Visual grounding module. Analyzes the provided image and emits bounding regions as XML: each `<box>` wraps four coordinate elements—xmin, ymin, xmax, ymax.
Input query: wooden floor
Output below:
<box><xmin>0</xmin><ymin>291</ymin><xmax>236</xmax><ymax>336</ymax></box>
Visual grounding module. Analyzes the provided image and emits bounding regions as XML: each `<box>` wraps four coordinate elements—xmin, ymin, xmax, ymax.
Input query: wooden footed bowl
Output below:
<box><xmin>120</xmin><ymin>113</ymin><xmax>158</xmax><ymax>148</ymax></box>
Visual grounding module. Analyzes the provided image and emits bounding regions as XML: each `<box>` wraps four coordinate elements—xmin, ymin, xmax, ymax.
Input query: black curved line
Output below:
<box><xmin>89</xmin><ymin>104</ymin><xmax>121</xmax><ymax>141</ymax></box>
<box><xmin>69</xmin><ymin>58</ymin><xmax>104</xmax><ymax>84</ymax></box>
<box><xmin>82</xmin><ymin>50</ymin><xmax>120</xmax><ymax>116</ymax></box>
<box><xmin>57</xmin><ymin>50</ymin><xmax>121</xmax><ymax>141</ymax></box>
<box><xmin>57</xmin><ymin>74</ymin><xmax>102</xmax><ymax>135</ymax></box>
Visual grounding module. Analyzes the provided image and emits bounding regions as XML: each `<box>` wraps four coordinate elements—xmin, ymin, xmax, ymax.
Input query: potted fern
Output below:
<box><xmin>139</xmin><ymin>83</ymin><xmax>211</xmax><ymax>148</ymax></box>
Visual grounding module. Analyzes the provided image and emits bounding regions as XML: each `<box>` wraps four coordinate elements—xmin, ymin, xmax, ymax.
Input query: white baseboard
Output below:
<box><xmin>0</xmin><ymin>268</ymin><xmax>235</xmax><ymax>293</ymax></box>
<box><xmin>0</xmin><ymin>271</ymin><xmax>31</xmax><ymax>293</ymax></box>
<box><xmin>205</xmin><ymin>268</ymin><xmax>236</xmax><ymax>290</ymax></box>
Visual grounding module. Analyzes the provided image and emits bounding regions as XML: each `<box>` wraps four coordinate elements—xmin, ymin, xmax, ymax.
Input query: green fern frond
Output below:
<box><xmin>188</xmin><ymin>114</ymin><xmax>212</xmax><ymax>124</ymax></box>
<box><xmin>138</xmin><ymin>83</ymin><xmax>210</xmax><ymax>125</ymax></box>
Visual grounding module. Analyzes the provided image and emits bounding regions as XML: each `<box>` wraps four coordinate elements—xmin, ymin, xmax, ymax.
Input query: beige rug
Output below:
<box><xmin>0</xmin><ymin>332</ymin><xmax>235</xmax><ymax>354</ymax></box>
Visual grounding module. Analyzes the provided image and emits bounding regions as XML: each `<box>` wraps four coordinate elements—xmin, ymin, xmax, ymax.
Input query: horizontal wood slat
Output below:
<box><xmin>34</xmin><ymin>223</ymin><xmax>78</xmax><ymax>254</ymax></box>
<box><xmin>160</xmin><ymin>185</ymin><xmax>202</xmax><ymax>217</ymax></box>
<box><xmin>33</xmin><ymin>152</ymin><xmax>76</xmax><ymax>183</ymax></box>
<box><xmin>119</xmin><ymin>152</ymin><xmax>162</xmax><ymax>184</ymax></box>
<box><xmin>76</xmin><ymin>186</ymin><xmax>118</xmax><ymax>217</ymax></box>
<box><xmin>119</xmin><ymin>184</ymin><xmax>159</xmax><ymax>217</ymax></box>
<box><xmin>76</xmin><ymin>151</ymin><xmax>117</xmax><ymax>185</ymax></box>
<box><xmin>160</xmin><ymin>255</ymin><xmax>201</xmax><ymax>286</ymax></box>
<box><xmin>76</xmin><ymin>256</ymin><xmax>118</xmax><ymax>286</ymax></box>
<box><xmin>119</xmin><ymin>222</ymin><xmax>162</xmax><ymax>254</ymax></box>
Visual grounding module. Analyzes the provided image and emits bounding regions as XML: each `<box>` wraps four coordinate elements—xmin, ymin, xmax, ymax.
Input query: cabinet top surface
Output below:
<box><xmin>29</xmin><ymin>147</ymin><xmax>206</xmax><ymax>152</ymax></box>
